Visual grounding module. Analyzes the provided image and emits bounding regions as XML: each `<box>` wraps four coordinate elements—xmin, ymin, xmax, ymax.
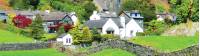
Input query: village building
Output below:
<box><xmin>0</xmin><ymin>10</ymin><xmax>8</xmax><ymax>23</ymax></box>
<box><xmin>15</xmin><ymin>10</ymin><xmax>78</xmax><ymax>33</ymax></box>
<box><xmin>57</xmin><ymin>33</ymin><xmax>73</xmax><ymax>45</ymax></box>
<box><xmin>156</xmin><ymin>12</ymin><xmax>177</xmax><ymax>22</ymax></box>
<box><xmin>85</xmin><ymin>10</ymin><xmax>144</xmax><ymax>39</ymax></box>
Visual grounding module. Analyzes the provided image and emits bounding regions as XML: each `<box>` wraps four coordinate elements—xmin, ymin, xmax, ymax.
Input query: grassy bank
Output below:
<box><xmin>0</xmin><ymin>48</ymin><xmax>66</xmax><ymax>56</ymax></box>
<box><xmin>0</xmin><ymin>29</ymin><xmax>33</xmax><ymax>43</ymax></box>
<box><xmin>129</xmin><ymin>36</ymin><xmax>198</xmax><ymax>52</ymax></box>
<box><xmin>89</xmin><ymin>48</ymin><xmax>136</xmax><ymax>56</ymax></box>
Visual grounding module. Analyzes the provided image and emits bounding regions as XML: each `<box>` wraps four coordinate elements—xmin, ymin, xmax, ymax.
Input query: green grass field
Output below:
<box><xmin>0</xmin><ymin>29</ymin><xmax>33</xmax><ymax>43</ymax></box>
<box><xmin>130</xmin><ymin>36</ymin><xmax>198</xmax><ymax>52</ymax></box>
<box><xmin>89</xmin><ymin>48</ymin><xmax>136</xmax><ymax>56</ymax></box>
<box><xmin>0</xmin><ymin>48</ymin><xmax>66</xmax><ymax>56</ymax></box>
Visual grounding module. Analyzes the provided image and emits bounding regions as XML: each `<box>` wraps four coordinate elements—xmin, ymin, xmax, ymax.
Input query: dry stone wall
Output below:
<box><xmin>88</xmin><ymin>40</ymin><xmax>198</xmax><ymax>56</ymax></box>
<box><xmin>0</xmin><ymin>42</ymin><xmax>50</xmax><ymax>51</ymax></box>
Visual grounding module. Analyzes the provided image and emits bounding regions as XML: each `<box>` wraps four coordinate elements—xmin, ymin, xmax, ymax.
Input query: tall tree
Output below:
<box><xmin>82</xmin><ymin>26</ymin><xmax>92</xmax><ymax>42</ymax></box>
<box><xmin>57</xmin><ymin>26</ymin><xmax>65</xmax><ymax>36</ymax></box>
<box><xmin>30</xmin><ymin>14</ymin><xmax>44</xmax><ymax>40</ymax></box>
<box><xmin>28</xmin><ymin>0</ymin><xmax>40</xmax><ymax>10</ymax></box>
<box><xmin>170</xmin><ymin>0</ymin><xmax>199</xmax><ymax>23</ymax></box>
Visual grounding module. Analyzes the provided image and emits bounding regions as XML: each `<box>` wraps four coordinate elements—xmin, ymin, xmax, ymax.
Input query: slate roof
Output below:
<box><xmin>15</xmin><ymin>11</ymin><xmax>66</xmax><ymax>21</ymax></box>
<box><xmin>85</xmin><ymin>18</ymin><xmax>123</xmax><ymax>29</ymax></box>
<box><xmin>58</xmin><ymin>33</ymin><xmax>67</xmax><ymax>38</ymax></box>
<box><xmin>84</xmin><ymin>19</ymin><xmax>108</xmax><ymax>29</ymax></box>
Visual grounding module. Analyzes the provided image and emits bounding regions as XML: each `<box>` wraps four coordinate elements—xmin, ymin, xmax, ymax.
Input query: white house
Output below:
<box><xmin>156</xmin><ymin>12</ymin><xmax>176</xmax><ymax>21</ymax></box>
<box><xmin>85</xmin><ymin>10</ymin><xmax>144</xmax><ymax>40</ymax></box>
<box><xmin>57</xmin><ymin>33</ymin><xmax>73</xmax><ymax>45</ymax></box>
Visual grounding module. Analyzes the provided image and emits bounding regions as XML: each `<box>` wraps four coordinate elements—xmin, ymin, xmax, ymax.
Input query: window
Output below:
<box><xmin>135</xmin><ymin>13</ymin><xmax>137</xmax><ymax>16</ymax></box>
<box><xmin>130</xmin><ymin>30</ymin><xmax>133</xmax><ymax>36</ymax></box>
<box><xmin>66</xmin><ymin>38</ymin><xmax>71</xmax><ymax>43</ymax></box>
<box><xmin>107</xmin><ymin>31</ymin><xmax>114</xmax><ymax>34</ymax></box>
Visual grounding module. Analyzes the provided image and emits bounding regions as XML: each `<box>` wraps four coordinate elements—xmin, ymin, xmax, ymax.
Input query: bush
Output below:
<box><xmin>136</xmin><ymin>32</ymin><xmax>145</xmax><ymax>36</ymax></box>
<box><xmin>145</xmin><ymin>20</ymin><xmax>168</xmax><ymax>35</ymax></box>
<box><xmin>101</xmin><ymin>34</ymin><xmax>120</xmax><ymax>40</ymax></box>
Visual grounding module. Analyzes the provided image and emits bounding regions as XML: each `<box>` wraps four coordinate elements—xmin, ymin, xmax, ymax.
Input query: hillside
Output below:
<box><xmin>162</xmin><ymin>22</ymin><xmax>199</xmax><ymax>36</ymax></box>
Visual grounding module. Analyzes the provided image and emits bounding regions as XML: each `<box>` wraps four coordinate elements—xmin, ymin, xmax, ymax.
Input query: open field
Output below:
<box><xmin>0</xmin><ymin>48</ymin><xmax>66</xmax><ymax>56</ymax></box>
<box><xmin>130</xmin><ymin>36</ymin><xmax>198</xmax><ymax>52</ymax></box>
<box><xmin>89</xmin><ymin>48</ymin><xmax>136</xmax><ymax>56</ymax></box>
<box><xmin>0</xmin><ymin>29</ymin><xmax>33</xmax><ymax>43</ymax></box>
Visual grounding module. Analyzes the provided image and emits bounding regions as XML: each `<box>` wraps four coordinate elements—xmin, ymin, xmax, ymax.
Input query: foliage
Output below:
<box><xmin>57</xmin><ymin>26</ymin><xmax>65</xmax><ymax>36</ymax></box>
<box><xmin>129</xmin><ymin>36</ymin><xmax>198</xmax><ymax>52</ymax></box>
<box><xmin>29</xmin><ymin>14</ymin><xmax>44</xmax><ymax>40</ymax></box>
<box><xmin>122</xmin><ymin>0</ymin><xmax>156</xmax><ymax>22</ymax></box>
<box><xmin>82</xmin><ymin>26</ymin><xmax>92</xmax><ymax>42</ymax></box>
<box><xmin>0</xmin><ymin>29</ymin><xmax>33</xmax><ymax>43</ymax></box>
<box><xmin>145</xmin><ymin>20</ymin><xmax>168</xmax><ymax>35</ymax></box>
<box><xmin>136</xmin><ymin>32</ymin><xmax>145</xmax><ymax>36</ymax></box>
<box><xmin>8</xmin><ymin>0</ymin><xmax>31</xmax><ymax>10</ymax></box>
<box><xmin>68</xmin><ymin>23</ymin><xmax>82</xmax><ymax>44</ymax></box>
<box><xmin>101</xmin><ymin>34</ymin><xmax>120</xmax><ymax>40</ymax></box>
<box><xmin>89</xmin><ymin>48</ymin><xmax>136</xmax><ymax>56</ymax></box>
<box><xmin>50</xmin><ymin>0</ymin><xmax>96</xmax><ymax>23</ymax></box>
<box><xmin>0</xmin><ymin>48</ymin><xmax>66</xmax><ymax>56</ymax></box>
<box><xmin>91</xmin><ymin>27</ymin><xmax>101</xmax><ymax>42</ymax></box>
<box><xmin>170</xmin><ymin>0</ymin><xmax>199</xmax><ymax>23</ymax></box>
<box><xmin>12</xmin><ymin>15</ymin><xmax>32</xmax><ymax>28</ymax></box>
<box><xmin>41</xmin><ymin>33</ymin><xmax>57</xmax><ymax>41</ymax></box>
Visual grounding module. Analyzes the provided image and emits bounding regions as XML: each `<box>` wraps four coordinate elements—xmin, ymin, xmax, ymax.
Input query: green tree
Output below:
<box><xmin>68</xmin><ymin>23</ymin><xmax>82</xmax><ymax>44</ymax></box>
<box><xmin>82</xmin><ymin>26</ymin><xmax>92</xmax><ymax>42</ymax></box>
<box><xmin>122</xmin><ymin>0</ymin><xmax>156</xmax><ymax>22</ymax></box>
<box><xmin>30</xmin><ymin>14</ymin><xmax>44</xmax><ymax>40</ymax></box>
<box><xmin>145</xmin><ymin>20</ymin><xmax>168</xmax><ymax>35</ymax></box>
<box><xmin>91</xmin><ymin>27</ymin><xmax>101</xmax><ymax>42</ymax></box>
<box><xmin>170</xmin><ymin>0</ymin><xmax>199</xmax><ymax>23</ymax></box>
<box><xmin>57</xmin><ymin>26</ymin><xmax>65</xmax><ymax>36</ymax></box>
<box><xmin>82</xmin><ymin>1</ymin><xmax>96</xmax><ymax>20</ymax></box>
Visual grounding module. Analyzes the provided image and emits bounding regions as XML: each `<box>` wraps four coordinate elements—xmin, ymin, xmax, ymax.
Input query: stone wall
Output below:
<box><xmin>88</xmin><ymin>40</ymin><xmax>198</xmax><ymax>56</ymax></box>
<box><xmin>0</xmin><ymin>42</ymin><xmax>51</xmax><ymax>51</ymax></box>
<box><xmin>159</xmin><ymin>45</ymin><xmax>199</xmax><ymax>56</ymax></box>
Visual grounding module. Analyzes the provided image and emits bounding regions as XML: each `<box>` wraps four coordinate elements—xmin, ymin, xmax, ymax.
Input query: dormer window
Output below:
<box><xmin>135</xmin><ymin>13</ymin><xmax>137</xmax><ymax>16</ymax></box>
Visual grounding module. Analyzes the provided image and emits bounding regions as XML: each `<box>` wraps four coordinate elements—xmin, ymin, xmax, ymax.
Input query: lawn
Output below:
<box><xmin>0</xmin><ymin>48</ymin><xmax>67</xmax><ymax>56</ymax></box>
<box><xmin>129</xmin><ymin>36</ymin><xmax>198</xmax><ymax>52</ymax></box>
<box><xmin>0</xmin><ymin>29</ymin><xmax>33</xmax><ymax>43</ymax></box>
<box><xmin>89</xmin><ymin>48</ymin><xmax>136</xmax><ymax>56</ymax></box>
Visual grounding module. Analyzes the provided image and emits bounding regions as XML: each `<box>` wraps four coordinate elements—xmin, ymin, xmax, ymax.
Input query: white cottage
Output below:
<box><xmin>57</xmin><ymin>34</ymin><xmax>73</xmax><ymax>45</ymax></box>
<box><xmin>85</xmin><ymin>10</ymin><xmax>144</xmax><ymax>40</ymax></box>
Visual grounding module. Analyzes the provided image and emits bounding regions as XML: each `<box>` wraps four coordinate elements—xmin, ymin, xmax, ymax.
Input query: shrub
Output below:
<box><xmin>101</xmin><ymin>34</ymin><xmax>120</xmax><ymax>40</ymax></box>
<box><xmin>145</xmin><ymin>20</ymin><xmax>168</xmax><ymax>35</ymax></box>
<box><xmin>136</xmin><ymin>32</ymin><xmax>145</xmax><ymax>36</ymax></box>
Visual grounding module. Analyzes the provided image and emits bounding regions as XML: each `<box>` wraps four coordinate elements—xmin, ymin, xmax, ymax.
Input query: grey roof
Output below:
<box><xmin>123</xmin><ymin>11</ymin><xmax>144</xmax><ymax>19</ymax></box>
<box><xmin>84</xmin><ymin>19</ymin><xmax>108</xmax><ymax>29</ymax></box>
<box><xmin>85</xmin><ymin>18</ymin><xmax>123</xmax><ymax>29</ymax></box>
<box><xmin>58</xmin><ymin>33</ymin><xmax>67</xmax><ymax>38</ymax></box>
<box><xmin>15</xmin><ymin>11</ymin><xmax>66</xmax><ymax>21</ymax></box>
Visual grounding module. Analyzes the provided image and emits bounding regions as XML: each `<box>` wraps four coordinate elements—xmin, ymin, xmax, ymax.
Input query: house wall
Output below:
<box><xmin>125</xmin><ymin>19</ymin><xmax>143</xmax><ymax>38</ymax></box>
<box><xmin>102</xmin><ymin>19</ymin><xmax>120</xmax><ymax>35</ymax></box>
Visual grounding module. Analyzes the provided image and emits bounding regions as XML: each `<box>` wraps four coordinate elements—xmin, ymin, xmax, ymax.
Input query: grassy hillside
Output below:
<box><xmin>130</xmin><ymin>36</ymin><xmax>198</xmax><ymax>52</ymax></box>
<box><xmin>0</xmin><ymin>29</ymin><xmax>33</xmax><ymax>43</ymax></box>
<box><xmin>0</xmin><ymin>48</ymin><xmax>66</xmax><ymax>56</ymax></box>
<box><xmin>89</xmin><ymin>48</ymin><xmax>136</xmax><ymax>56</ymax></box>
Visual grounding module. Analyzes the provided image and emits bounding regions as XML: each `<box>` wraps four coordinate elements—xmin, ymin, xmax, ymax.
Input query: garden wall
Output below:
<box><xmin>88</xmin><ymin>40</ymin><xmax>198</xmax><ymax>56</ymax></box>
<box><xmin>0</xmin><ymin>42</ymin><xmax>51</xmax><ymax>51</ymax></box>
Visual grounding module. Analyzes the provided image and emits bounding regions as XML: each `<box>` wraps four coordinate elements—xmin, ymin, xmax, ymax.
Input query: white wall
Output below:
<box><xmin>102</xmin><ymin>19</ymin><xmax>120</xmax><ymax>35</ymax></box>
<box><xmin>125</xmin><ymin>19</ymin><xmax>143</xmax><ymax>38</ymax></box>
